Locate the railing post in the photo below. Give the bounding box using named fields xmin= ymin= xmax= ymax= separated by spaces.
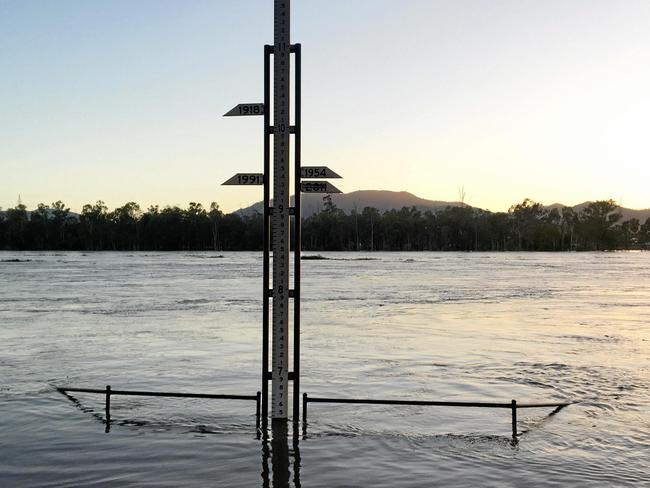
xmin=302 ymin=393 xmax=307 ymax=425
xmin=256 ymin=391 xmax=261 ymax=438
xmin=105 ymin=385 xmax=111 ymax=427
xmin=511 ymin=399 xmax=517 ymax=441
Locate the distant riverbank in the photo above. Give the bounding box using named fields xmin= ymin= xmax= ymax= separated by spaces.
xmin=2 ymin=198 xmax=648 ymax=252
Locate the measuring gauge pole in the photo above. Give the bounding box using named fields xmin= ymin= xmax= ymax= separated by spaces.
xmin=272 ymin=0 xmax=291 ymax=421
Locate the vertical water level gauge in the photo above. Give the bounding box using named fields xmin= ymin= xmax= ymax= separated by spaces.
xmin=222 ymin=0 xmax=342 ymax=427
xmin=272 ymin=0 xmax=291 ymax=420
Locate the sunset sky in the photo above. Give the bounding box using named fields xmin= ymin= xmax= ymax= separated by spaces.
xmin=1 ymin=0 xmax=649 ymax=213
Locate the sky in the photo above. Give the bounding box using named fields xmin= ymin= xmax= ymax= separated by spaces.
xmin=1 ymin=0 xmax=649 ymax=214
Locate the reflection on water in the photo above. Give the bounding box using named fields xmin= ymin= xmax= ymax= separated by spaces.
xmin=57 ymin=389 xmax=109 ymax=432
xmin=263 ymin=422 xmax=302 ymax=488
xmin=270 ymin=422 xmax=290 ymax=488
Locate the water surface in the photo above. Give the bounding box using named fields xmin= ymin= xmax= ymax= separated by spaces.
xmin=1 ymin=252 xmax=649 ymax=486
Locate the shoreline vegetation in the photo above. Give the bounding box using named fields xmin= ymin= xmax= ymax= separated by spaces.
xmin=1 ymin=198 xmax=649 ymax=252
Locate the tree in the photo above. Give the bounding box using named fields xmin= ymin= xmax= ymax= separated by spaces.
xmin=185 ymin=202 xmax=209 ymax=250
xmin=540 ymin=208 xmax=562 ymax=251
xmin=0 ymin=208 xmax=5 ymax=249
xmin=29 ymin=203 xmax=51 ymax=249
xmin=640 ymin=217 xmax=650 ymax=249
xmin=110 ymin=202 xmax=142 ymax=250
xmin=5 ymin=201 xmax=28 ymax=249
xmin=322 ymin=194 xmax=336 ymax=214
xmin=158 ymin=206 xmax=185 ymax=250
xmin=50 ymin=200 xmax=72 ymax=248
xmin=1 ymin=196 xmax=644 ymax=252
xmin=80 ymin=201 xmax=108 ymax=250
xmin=618 ymin=218 xmax=640 ymax=249
xmin=578 ymin=200 xmax=622 ymax=250
xmin=360 ymin=206 xmax=381 ymax=251
xmin=209 ymin=202 xmax=223 ymax=251
xmin=508 ymin=198 xmax=546 ymax=250
xmin=561 ymin=207 xmax=578 ymax=250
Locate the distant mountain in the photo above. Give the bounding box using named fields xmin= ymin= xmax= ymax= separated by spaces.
xmin=235 ymin=190 xmax=650 ymax=222
xmin=236 ymin=190 xmax=469 ymax=218
xmin=547 ymin=202 xmax=650 ymax=223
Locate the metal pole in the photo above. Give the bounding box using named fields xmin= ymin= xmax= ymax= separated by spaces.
xmin=59 ymin=388 xmax=257 ymax=401
xmin=302 ymin=393 xmax=308 ymax=425
xmin=262 ymin=43 xmax=271 ymax=430
xmin=293 ymin=42 xmax=301 ymax=424
xmin=256 ymin=390 xmax=262 ymax=437
xmin=272 ymin=0 xmax=291 ymax=421
xmin=105 ymin=385 xmax=111 ymax=424
xmin=511 ymin=399 xmax=517 ymax=440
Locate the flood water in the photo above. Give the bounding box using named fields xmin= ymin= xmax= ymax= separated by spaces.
xmin=1 ymin=251 xmax=649 ymax=487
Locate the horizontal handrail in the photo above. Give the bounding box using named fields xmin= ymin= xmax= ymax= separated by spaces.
xmin=304 ymin=396 xmax=571 ymax=409
xmin=57 ymin=385 xmax=261 ymax=435
xmin=57 ymin=387 xmax=257 ymax=401
xmin=302 ymin=394 xmax=572 ymax=440
xmin=515 ymin=402 xmax=573 ymax=409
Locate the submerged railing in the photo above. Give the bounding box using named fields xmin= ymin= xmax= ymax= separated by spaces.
xmin=57 ymin=386 xmax=261 ymax=434
xmin=57 ymin=385 xmax=572 ymax=441
xmin=302 ymin=394 xmax=572 ymax=440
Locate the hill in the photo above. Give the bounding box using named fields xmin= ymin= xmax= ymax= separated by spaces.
xmin=235 ymin=190 xmax=650 ymax=222
xmin=237 ymin=190 xmax=468 ymax=218
xmin=546 ymin=202 xmax=650 ymax=223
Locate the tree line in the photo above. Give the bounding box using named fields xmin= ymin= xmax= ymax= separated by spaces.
xmin=1 ymin=197 xmax=649 ymax=252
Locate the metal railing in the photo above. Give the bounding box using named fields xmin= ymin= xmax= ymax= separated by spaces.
xmin=57 ymin=386 xmax=572 ymax=441
xmin=302 ymin=394 xmax=572 ymax=440
xmin=57 ymin=386 xmax=261 ymax=433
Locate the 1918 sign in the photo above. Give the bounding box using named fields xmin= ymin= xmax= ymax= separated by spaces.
xmin=223 ymin=103 xmax=265 ymax=117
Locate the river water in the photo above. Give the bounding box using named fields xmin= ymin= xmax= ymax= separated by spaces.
xmin=1 ymin=251 xmax=648 ymax=487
